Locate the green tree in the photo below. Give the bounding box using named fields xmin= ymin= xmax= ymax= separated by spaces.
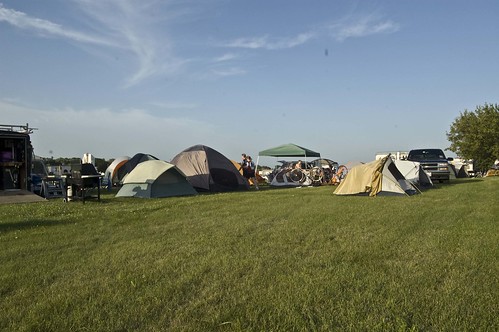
xmin=447 ymin=103 xmax=499 ymax=170
xmin=42 ymin=156 xmax=111 ymax=173
xmin=94 ymin=158 xmax=111 ymax=173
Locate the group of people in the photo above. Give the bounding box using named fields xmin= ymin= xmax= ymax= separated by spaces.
xmin=240 ymin=153 xmax=259 ymax=190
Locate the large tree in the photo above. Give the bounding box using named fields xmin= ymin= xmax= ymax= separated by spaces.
xmin=447 ymin=103 xmax=499 ymax=170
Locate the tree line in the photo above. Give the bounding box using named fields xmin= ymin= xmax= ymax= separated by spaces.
xmin=42 ymin=157 xmax=112 ymax=173
xmin=447 ymin=103 xmax=499 ymax=171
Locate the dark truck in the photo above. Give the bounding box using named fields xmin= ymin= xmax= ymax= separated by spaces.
xmin=407 ymin=148 xmax=453 ymax=183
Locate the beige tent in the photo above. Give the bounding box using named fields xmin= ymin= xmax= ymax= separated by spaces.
xmin=334 ymin=156 xmax=418 ymax=196
xmin=116 ymin=160 xmax=197 ymax=198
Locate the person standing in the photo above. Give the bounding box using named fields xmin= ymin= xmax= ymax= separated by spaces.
xmin=240 ymin=153 xmax=248 ymax=176
xmin=246 ymin=156 xmax=259 ymax=190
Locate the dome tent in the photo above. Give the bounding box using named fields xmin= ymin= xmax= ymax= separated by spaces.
xmin=104 ymin=156 xmax=130 ymax=186
xmin=116 ymin=160 xmax=197 ymax=198
xmin=334 ymin=156 xmax=418 ymax=196
xmin=117 ymin=153 xmax=158 ymax=183
xmin=171 ymin=145 xmax=249 ymax=192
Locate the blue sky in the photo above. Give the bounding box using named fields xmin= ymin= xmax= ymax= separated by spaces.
xmin=1 ymin=0 xmax=498 ymax=165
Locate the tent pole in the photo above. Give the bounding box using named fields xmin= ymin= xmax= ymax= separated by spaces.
xmin=411 ymin=182 xmax=423 ymax=194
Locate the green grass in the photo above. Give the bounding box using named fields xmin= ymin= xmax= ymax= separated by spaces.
xmin=1 ymin=178 xmax=498 ymax=331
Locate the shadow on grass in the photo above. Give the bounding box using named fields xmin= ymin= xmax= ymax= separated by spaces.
xmin=0 ymin=219 xmax=73 ymax=233
xmin=446 ymin=178 xmax=484 ymax=186
xmin=423 ymin=178 xmax=483 ymax=190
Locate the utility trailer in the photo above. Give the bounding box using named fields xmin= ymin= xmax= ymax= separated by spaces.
xmin=0 ymin=124 xmax=44 ymax=203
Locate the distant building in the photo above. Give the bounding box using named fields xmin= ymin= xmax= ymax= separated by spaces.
xmin=82 ymin=153 xmax=95 ymax=165
xmin=47 ymin=165 xmax=72 ymax=176
xmin=375 ymin=151 xmax=408 ymax=161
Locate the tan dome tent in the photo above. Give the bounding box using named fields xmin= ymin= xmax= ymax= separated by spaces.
xmin=116 ymin=160 xmax=197 ymax=198
xmin=171 ymin=145 xmax=249 ymax=192
xmin=334 ymin=156 xmax=418 ymax=196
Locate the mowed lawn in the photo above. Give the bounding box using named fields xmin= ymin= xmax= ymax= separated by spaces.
xmin=0 ymin=178 xmax=498 ymax=331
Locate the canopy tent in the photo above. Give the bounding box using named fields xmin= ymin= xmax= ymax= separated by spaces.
xmin=171 ymin=145 xmax=249 ymax=192
xmin=334 ymin=156 xmax=418 ymax=196
xmin=116 ymin=160 xmax=197 ymax=198
xmin=259 ymin=143 xmax=321 ymax=158
xmin=257 ymin=143 xmax=321 ymax=171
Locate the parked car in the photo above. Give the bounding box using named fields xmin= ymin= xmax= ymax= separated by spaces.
xmin=407 ymin=148 xmax=453 ymax=183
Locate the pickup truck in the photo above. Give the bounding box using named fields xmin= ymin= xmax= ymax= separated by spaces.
xmin=407 ymin=148 xmax=453 ymax=182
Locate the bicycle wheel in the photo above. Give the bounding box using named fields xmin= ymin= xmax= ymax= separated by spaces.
xmin=337 ymin=165 xmax=348 ymax=178
xmin=309 ymin=167 xmax=323 ymax=183
xmin=289 ymin=169 xmax=305 ymax=183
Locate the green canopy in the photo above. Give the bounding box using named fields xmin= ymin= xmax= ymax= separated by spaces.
xmin=259 ymin=143 xmax=321 ymax=157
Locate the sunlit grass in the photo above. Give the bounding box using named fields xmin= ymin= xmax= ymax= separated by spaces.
xmin=0 ymin=178 xmax=498 ymax=331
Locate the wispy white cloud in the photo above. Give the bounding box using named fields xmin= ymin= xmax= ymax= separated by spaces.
xmin=226 ymin=32 xmax=315 ymax=50
xmin=224 ymin=14 xmax=399 ymax=51
xmin=226 ymin=35 xmax=269 ymax=49
xmin=0 ymin=3 xmax=117 ymax=47
xmin=214 ymin=53 xmax=239 ymax=62
xmin=1 ymin=1 xmax=401 ymax=89
xmin=72 ymin=0 xmax=186 ymax=88
xmin=211 ymin=67 xmax=246 ymax=77
xmin=0 ymin=1 xmax=185 ymax=88
xmin=328 ymin=15 xmax=400 ymax=42
xmin=271 ymin=32 xmax=316 ymax=49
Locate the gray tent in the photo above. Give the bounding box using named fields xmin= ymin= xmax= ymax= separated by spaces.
xmin=116 ymin=160 xmax=197 ymax=198
xmin=171 ymin=145 xmax=249 ymax=192
xmin=394 ymin=160 xmax=433 ymax=187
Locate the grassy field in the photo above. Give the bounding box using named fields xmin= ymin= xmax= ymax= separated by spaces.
xmin=0 ymin=178 xmax=498 ymax=331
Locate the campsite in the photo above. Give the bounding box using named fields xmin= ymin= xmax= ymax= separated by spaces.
xmin=1 ymin=123 xmax=496 ymax=332
xmin=1 ymin=0 xmax=498 ymax=328
xmin=1 ymin=124 xmax=498 ymax=330
xmin=1 ymin=175 xmax=498 ymax=330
